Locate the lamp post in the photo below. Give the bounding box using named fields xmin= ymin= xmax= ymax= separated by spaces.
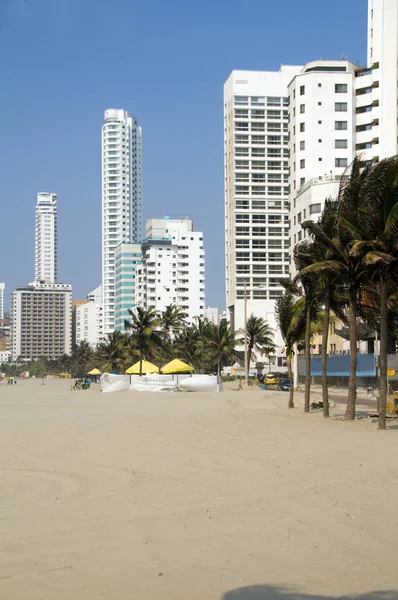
xmin=244 ymin=280 xmax=248 ymax=385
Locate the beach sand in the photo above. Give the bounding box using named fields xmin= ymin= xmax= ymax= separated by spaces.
xmin=0 ymin=378 xmax=397 ymax=600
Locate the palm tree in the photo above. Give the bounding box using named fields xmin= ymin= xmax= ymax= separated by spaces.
xmin=174 ymin=325 xmax=201 ymax=369
xmin=240 ymin=314 xmax=275 ymax=381
xmin=302 ymin=158 xmax=373 ymax=420
xmin=206 ymin=320 xmax=237 ymax=377
xmin=293 ymin=242 xmax=322 ymax=413
xmin=97 ymin=330 xmax=130 ymax=373
xmin=194 ymin=316 xmax=212 ymax=373
xmin=124 ymin=306 xmax=160 ymax=376
xmin=302 ymin=199 xmax=347 ymax=417
xmin=158 ymin=304 xmax=187 ymax=371
xmin=275 ymin=291 xmax=306 ymax=409
xmin=350 ymin=156 xmax=398 ymax=429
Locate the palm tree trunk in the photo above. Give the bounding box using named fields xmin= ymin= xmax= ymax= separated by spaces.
xmin=378 ymin=278 xmax=388 ymax=430
xmin=218 ymin=358 xmax=221 ymax=378
xmin=345 ymin=287 xmax=358 ymax=420
xmin=304 ymin=302 xmax=311 ymax=413
xmin=287 ymin=353 xmax=294 ymax=409
xmin=139 ymin=353 xmax=143 ymax=377
xmin=322 ymin=293 xmax=330 ymax=417
xmin=247 ymin=344 xmax=253 ymax=382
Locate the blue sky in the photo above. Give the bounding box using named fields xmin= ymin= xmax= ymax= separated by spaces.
xmin=0 ymin=0 xmax=367 ymax=309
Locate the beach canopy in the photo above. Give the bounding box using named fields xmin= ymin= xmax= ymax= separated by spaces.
xmin=126 ymin=360 xmax=159 ymax=374
xmin=161 ymin=359 xmax=194 ymax=374
xmin=87 ymin=368 xmax=101 ymax=375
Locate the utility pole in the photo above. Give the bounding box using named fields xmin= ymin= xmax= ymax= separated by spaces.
xmin=244 ymin=280 xmax=248 ymax=385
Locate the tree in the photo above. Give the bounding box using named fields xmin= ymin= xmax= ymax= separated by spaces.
xmin=70 ymin=341 xmax=94 ymax=377
xmin=174 ymin=325 xmax=201 ymax=369
xmin=124 ymin=306 xmax=160 ymax=376
xmin=293 ymin=242 xmax=322 ymax=413
xmin=275 ymin=291 xmax=306 ymax=409
xmin=206 ymin=320 xmax=237 ymax=377
xmin=194 ymin=316 xmax=212 ymax=373
xmin=240 ymin=314 xmax=275 ymax=381
xmin=158 ymin=304 xmax=187 ymax=371
xmin=302 ymin=159 xmax=373 ymax=420
xmin=350 ymin=156 xmax=398 ymax=429
xmin=302 ymin=199 xmax=347 ymax=417
xmin=96 ymin=330 xmax=131 ymax=373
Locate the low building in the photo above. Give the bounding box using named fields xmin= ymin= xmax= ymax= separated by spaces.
xmin=204 ymin=307 xmax=219 ymax=325
xmin=136 ymin=217 xmax=205 ymax=323
xmin=11 ymin=281 xmax=72 ymax=361
xmin=74 ymin=285 xmax=103 ymax=349
xmin=114 ymin=244 xmax=142 ymax=331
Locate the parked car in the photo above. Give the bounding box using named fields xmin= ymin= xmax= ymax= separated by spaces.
xmin=265 ymin=372 xmax=282 ymax=385
xmin=278 ymin=378 xmax=291 ymax=391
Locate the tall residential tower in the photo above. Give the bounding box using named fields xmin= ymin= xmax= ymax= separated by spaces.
xmin=223 ymin=66 xmax=302 ymax=342
xmin=102 ymin=109 xmax=143 ymax=334
xmin=35 ymin=192 xmax=57 ymax=283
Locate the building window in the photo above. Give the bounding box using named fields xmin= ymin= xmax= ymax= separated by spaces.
xmin=318 ymin=83 xmax=322 ymax=88
xmin=300 ymin=159 xmax=305 ymax=169
xmin=318 ymin=139 xmax=322 ymax=143
xmin=318 ymin=102 xmax=322 ymax=106
xmin=300 ymin=177 xmax=305 ymax=187
xmin=300 ymin=85 xmax=305 ymax=95
xmin=300 ymin=140 xmax=305 ymax=150
xmin=235 ymin=96 xmax=249 ymax=105
xmin=335 ymin=139 xmax=348 ymax=149
xmin=300 ymin=104 xmax=305 ymax=114
xmin=300 ymin=122 xmax=305 ymax=132
xmin=335 ymin=121 xmax=348 ymax=130
xmin=335 ymin=102 xmax=348 ymax=112
xmin=335 ymin=158 xmax=348 ymax=168
xmin=318 ymin=157 xmax=322 ymax=161
xmin=335 ymin=83 xmax=348 ymax=93
xmin=309 ymin=203 xmax=322 ymax=215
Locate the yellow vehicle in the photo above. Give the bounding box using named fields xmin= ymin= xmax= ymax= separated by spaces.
xmin=265 ymin=372 xmax=282 ymax=385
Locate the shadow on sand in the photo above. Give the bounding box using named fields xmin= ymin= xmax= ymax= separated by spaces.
xmin=221 ymin=585 xmax=398 ymax=600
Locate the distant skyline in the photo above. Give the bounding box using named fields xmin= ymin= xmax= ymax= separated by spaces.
xmin=0 ymin=0 xmax=367 ymax=309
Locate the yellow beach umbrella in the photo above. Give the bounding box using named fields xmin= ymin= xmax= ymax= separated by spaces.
xmin=126 ymin=360 xmax=159 ymax=374
xmin=161 ymin=359 xmax=194 ymax=373
xmin=87 ymin=368 xmax=102 ymax=375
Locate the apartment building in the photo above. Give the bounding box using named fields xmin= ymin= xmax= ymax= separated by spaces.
xmin=35 ymin=192 xmax=57 ymax=283
xmin=0 ymin=283 xmax=4 ymax=320
xmin=288 ymin=60 xmax=359 ymax=264
xmin=136 ymin=217 xmax=205 ymax=323
xmin=74 ymin=285 xmax=103 ymax=349
xmin=102 ymin=109 xmax=143 ymax=335
xmin=114 ymin=243 xmax=142 ymax=331
xmin=224 ymin=66 xmax=302 ymax=347
xmin=11 ymin=281 xmax=72 ymax=360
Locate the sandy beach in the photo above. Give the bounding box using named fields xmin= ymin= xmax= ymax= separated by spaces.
xmin=0 ymin=378 xmax=397 ymax=600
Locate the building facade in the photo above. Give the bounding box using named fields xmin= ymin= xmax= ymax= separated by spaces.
xmin=35 ymin=192 xmax=57 ymax=283
xmin=11 ymin=282 xmax=72 ymax=360
xmin=114 ymin=243 xmax=142 ymax=331
xmin=288 ymin=60 xmax=358 ymax=265
xmin=74 ymin=285 xmax=103 ymax=349
xmin=204 ymin=306 xmax=219 ymax=325
xmin=102 ymin=108 xmax=143 ymax=335
xmin=0 ymin=283 xmax=4 ymax=320
xmin=136 ymin=217 xmax=205 ymax=323
xmin=223 ymin=66 xmax=302 ymax=358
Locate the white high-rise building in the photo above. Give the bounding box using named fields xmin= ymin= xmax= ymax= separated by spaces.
xmin=136 ymin=217 xmax=205 ymax=323
xmin=74 ymin=285 xmax=103 ymax=349
xmin=35 ymin=192 xmax=57 ymax=283
xmin=288 ymin=60 xmax=359 ymax=262
xmin=0 ymin=283 xmax=4 ymax=320
xmin=102 ymin=109 xmax=143 ymax=335
xmin=12 ymin=281 xmax=72 ymax=360
xmin=223 ymin=66 xmax=302 ymax=348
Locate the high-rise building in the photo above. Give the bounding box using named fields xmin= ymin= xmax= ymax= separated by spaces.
xmin=114 ymin=243 xmax=142 ymax=331
xmin=136 ymin=217 xmax=205 ymax=323
xmin=0 ymin=283 xmax=4 ymax=320
xmin=288 ymin=60 xmax=359 ymax=264
xmin=11 ymin=281 xmax=72 ymax=360
xmin=74 ymin=285 xmax=103 ymax=349
xmin=35 ymin=192 xmax=57 ymax=283
xmin=223 ymin=66 xmax=302 ymax=341
xmin=102 ymin=109 xmax=143 ymax=335
xmin=204 ymin=306 xmax=219 ymax=325
xmin=361 ymin=0 xmax=398 ymax=161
